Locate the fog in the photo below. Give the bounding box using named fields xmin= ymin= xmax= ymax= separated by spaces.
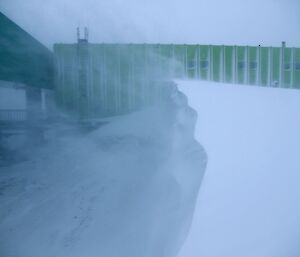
xmin=1 ymin=1 xmax=300 ymax=257
xmin=1 ymin=0 xmax=300 ymax=48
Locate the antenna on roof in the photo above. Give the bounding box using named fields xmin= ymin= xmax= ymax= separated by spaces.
xmin=84 ymin=27 xmax=89 ymax=41
xmin=77 ymin=27 xmax=88 ymax=43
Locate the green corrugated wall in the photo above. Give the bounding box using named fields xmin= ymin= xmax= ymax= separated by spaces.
xmin=54 ymin=43 xmax=300 ymax=118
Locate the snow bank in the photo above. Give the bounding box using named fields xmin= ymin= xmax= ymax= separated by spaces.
xmin=177 ymin=81 xmax=300 ymax=257
xmin=0 ymin=83 xmax=206 ymax=257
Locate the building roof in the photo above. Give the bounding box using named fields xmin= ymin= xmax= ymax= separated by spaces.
xmin=0 ymin=12 xmax=54 ymax=89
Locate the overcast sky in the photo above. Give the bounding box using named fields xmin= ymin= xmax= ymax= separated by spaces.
xmin=0 ymin=0 xmax=300 ymax=49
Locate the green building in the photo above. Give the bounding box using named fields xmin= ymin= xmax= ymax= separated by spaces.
xmin=54 ymin=41 xmax=300 ymax=119
xmin=1 ymin=12 xmax=300 ymax=120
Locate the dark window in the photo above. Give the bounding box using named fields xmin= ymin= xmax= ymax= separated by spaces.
xmin=188 ymin=60 xmax=195 ymax=69
xmin=200 ymin=60 xmax=209 ymax=69
xmin=295 ymin=63 xmax=300 ymax=70
xmin=238 ymin=62 xmax=245 ymax=69
xmin=249 ymin=61 xmax=257 ymax=70
xmin=284 ymin=63 xmax=291 ymax=70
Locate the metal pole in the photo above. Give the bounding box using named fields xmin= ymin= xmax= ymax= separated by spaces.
xmin=209 ymin=45 xmax=213 ymax=81
xmin=268 ymin=47 xmax=273 ymax=87
xmin=280 ymin=41 xmax=286 ymax=88
xmin=196 ymin=45 xmax=199 ymax=79
xmin=185 ymin=44 xmax=188 ymax=78
xmin=246 ymin=46 xmax=249 ymax=85
xmin=221 ymin=45 xmax=225 ymax=82
xmin=233 ymin=45 xmax=237 ymax=84
xmin=243 ymin=46 xmax=246 ymax=84
xmin=257 ymin=45 xmax=261 ymax=86
xmin=291 ymin=47 xmax=295 ymax=88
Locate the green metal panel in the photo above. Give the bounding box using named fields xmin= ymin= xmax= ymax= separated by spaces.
xmin=260 ymin=47 xmax=269 ymax=86
xmin=198 ymin=45 xmax=209 ymax=80
xmin=224 ymin=46 xmax=234 ymax=83
xmin=144 ymin=44 xmax=159 ymax=104
xmin=159 ymin=44 xmax=175 ymax=79
xmin=129 ymin=44 xmax=148 ymax=111
xmin=236 ymin=46 xmax=246 ymax=84
xmin=159 ymin=44 xmax=173 ymax=59
xmin=248 ymin=47 xmax=258 ymax=85
xmin=183 ymin=45 xmax=188 ymax=77
xmin=54 ymin=43 xmax=179 ymax=118
xmin=89 ymin=45 xmax=102 ymax=114
xmin=212 ymin=46 xmax=221 ymax=82
xmin=102 ymin=44 xmax=111 ymax=114
xmin=271 ymin=47 xmax=280 ymax=86
xmin=293 ymin=48 xmax=300 ymax=88
xmin=172 ymin=44 xmax=186 ymax=78
xmin=54 ymin=44 xmax=77 ymax=113
xmin=118 ymin=44 xmax=131 ymax=111
xmin=283 ymin=47 xmax=292 ymax=88
xmin=186 ymin=45 xmax=198 ymax=79
xmin=153 ymin=44 xmax=163 ymax=78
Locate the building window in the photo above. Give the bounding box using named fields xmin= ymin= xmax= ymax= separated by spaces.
xmin=200 ymin=60 xmax=209 ymax=69
xmin=188 ymin=60 xmax=195 ymax=69
xmin=238 ymin=62 xmax=245 ymax=69
xmin=295 ymin=63 xmax=300 ymax=70
xmin=249 ymin=61 xmax=257 ymax=70
xmin=284 ymin=63 xmax=291 ymax=70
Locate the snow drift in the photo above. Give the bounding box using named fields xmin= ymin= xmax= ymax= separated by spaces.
xmin=0 ymin=83 xmax=207 ymax=257
xmin=178 ymin=81 xmax=300 ymax=257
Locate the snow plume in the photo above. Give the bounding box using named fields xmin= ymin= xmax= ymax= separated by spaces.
xmin=0 ymin=83 xmax=207 ymax=257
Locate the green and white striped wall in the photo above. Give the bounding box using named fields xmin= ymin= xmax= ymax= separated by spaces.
xmin=54 ymin=42 xmax=300 ymax=118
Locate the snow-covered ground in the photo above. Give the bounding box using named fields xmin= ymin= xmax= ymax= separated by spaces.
xmin=177 ymin=81 xmax=300 ymax=257
xmin=2 ymin=80 xmax=300 ymax=257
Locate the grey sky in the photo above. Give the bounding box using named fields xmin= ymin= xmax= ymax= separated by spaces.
xmin=0 ymin=0 xmax=299 ymax=48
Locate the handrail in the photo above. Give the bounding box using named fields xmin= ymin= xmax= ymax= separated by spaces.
xmin=0 ymin=109 xmax=27 ymax=121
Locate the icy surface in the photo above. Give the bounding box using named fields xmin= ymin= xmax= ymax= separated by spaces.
xmin=177 ymin=81 xmax=300 ymax=257
xmin=0 ymin=85 xmax=206 ymax=257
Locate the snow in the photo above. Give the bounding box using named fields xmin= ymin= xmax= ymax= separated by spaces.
xmin=2 ymin=79 xmax=300 ymax=257
xmin=0 ymin=85 xmax=206 ymax=257
xmin=177 ymin=81 xmax=300 ymax=257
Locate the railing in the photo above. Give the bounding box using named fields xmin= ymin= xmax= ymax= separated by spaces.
xmin=0 ymin=109 xmax=27 ymax=122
